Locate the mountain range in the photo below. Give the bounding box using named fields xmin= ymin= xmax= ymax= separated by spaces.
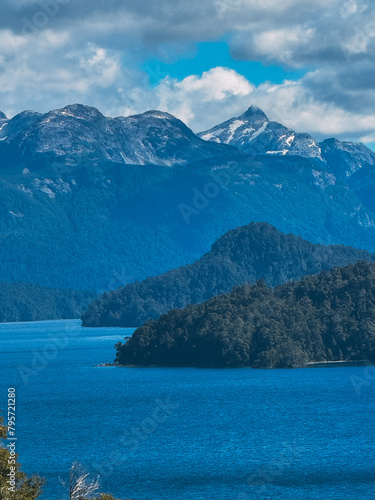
xmin=0 ymin=104 xmax=236 ymax=168
xmin=0 ymin=103 xmax=375 ymax=292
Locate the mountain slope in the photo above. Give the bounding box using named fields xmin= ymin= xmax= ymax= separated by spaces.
xmin=1 ymin=140 xmax=375 ymax=290
xmin=82 ymin=222 xmax=375 ymax=327
xmin=115 ymin=261 xmax=375 ymax=368
xmin=1 ymin=104 xmax=375 ymax=291
xmin=320 ymin=138 xmax=375 ymax=180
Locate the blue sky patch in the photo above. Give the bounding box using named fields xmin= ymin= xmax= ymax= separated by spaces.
xmin=142 ymin=41 xmax=307 ymax=87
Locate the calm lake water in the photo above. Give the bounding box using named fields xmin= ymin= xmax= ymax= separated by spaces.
xmin=0 ymin=319 xmax=375 ymax=499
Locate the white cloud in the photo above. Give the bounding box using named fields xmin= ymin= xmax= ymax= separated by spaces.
xmin=137 ymin=68 xmax=375 ymax=144
xmin=340 ymin=0 xmax=367 ymax=18
xmin=252 ymin=26 xmax=315 ymax=66
xmin=0 ymin=28 xmax=129 ymax=116
xmin=154 ymin=68 xmax=253 ymax=129
xmin=76 ymin=46 xmax=121 ymax=88
xmin=0 ymin=0 xmax=374 ymax=146
xmin=251 ymin=79 xmax=375 ymax=141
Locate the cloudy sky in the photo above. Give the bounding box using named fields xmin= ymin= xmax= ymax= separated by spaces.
xmin=1 ymin=0 xmax=375 ymax=147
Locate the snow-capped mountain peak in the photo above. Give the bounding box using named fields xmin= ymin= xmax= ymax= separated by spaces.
xmin=242 ymin=105 xmax=269 ymax=121
xmin=198 ymin=105 xmax=269 ymax=147
xmin=198 ymin=105 xmax=323 ymax=161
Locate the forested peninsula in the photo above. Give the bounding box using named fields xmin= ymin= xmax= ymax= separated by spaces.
xmin=115 ymin=261 xmax=375 ymax=368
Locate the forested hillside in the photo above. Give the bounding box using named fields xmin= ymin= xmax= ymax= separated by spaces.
xmin=82 ymin=222 xmax=374 ymax=327
xmin=0 ymin=283 xmax=95 ymax=323
xmin=115 ymin=261 xmax=375 ymax=368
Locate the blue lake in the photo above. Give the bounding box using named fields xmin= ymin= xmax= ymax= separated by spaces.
xmin=1 ymin=319 xmax=375 ymax=499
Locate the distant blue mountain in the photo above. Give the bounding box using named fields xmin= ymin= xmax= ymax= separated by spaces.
xmin=0 ymin=103 xmax=375 ymax=291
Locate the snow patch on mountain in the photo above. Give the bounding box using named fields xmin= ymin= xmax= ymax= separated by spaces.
xmin=358 ymin=212 xmax=375 ymax=228
xmin=9 ymin=211 xmax=24 ymax=218
xmin=228 ymin=120 xmax=246 ymax=142
xmin=18 ymin=185 xmax=33 ymax=196
xmin=200 ymin=129 xmax=225 ymax=142
xmin=312 ymin=170 xmax=336 ymax=189
xmin=266 ymin=150 xmax=289 ymax=155
xmin=248 ymin=122 xmax=268 ymax=143
xmin=286 ymin=135 xmax=295 ymax=147
xmin=32 ymin=177 xmax=72 ymax=198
